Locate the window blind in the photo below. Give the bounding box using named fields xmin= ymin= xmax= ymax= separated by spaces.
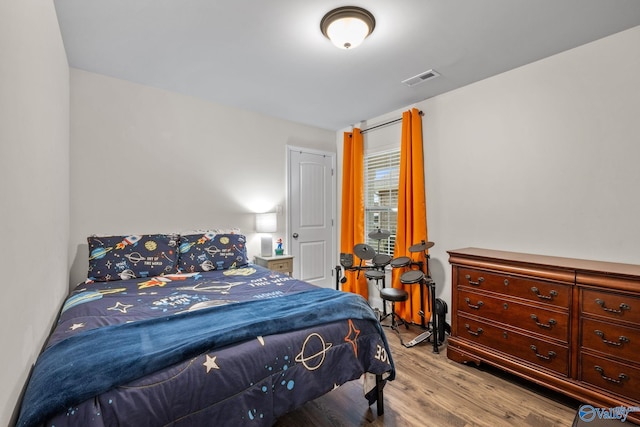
xmin=364 ymin=149 xmax=400 ymax=256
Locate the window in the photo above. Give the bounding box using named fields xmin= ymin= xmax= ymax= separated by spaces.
xmin=364 ymin=149 xmax=400 ymax=256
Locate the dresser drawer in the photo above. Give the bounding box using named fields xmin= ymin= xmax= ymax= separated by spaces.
xmin=449 ymin=248 xmax=640 ymax=415
xmin=458 ymin=267 xmax=571 ymax=308
xmin=270 ymin=259 xmax=293 ymax=273
xmin=456 ymin=315 xmax=569 ymax=376
xmin=457 ymin=290 xmax=569 ymax=342
xmin=580 ymin=352 xmax=640 ymax=401
xmin=582 ymin=289 xmax=640 ymax=325
xmin=581 ymin=317 xmax=640 ymax=364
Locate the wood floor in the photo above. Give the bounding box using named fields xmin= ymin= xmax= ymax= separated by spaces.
xmin=275 ymin=324 xmax=582 ymax=427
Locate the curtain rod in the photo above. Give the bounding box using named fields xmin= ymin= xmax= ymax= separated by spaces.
xmin=359 ymin=110 xmax=424 ymax=134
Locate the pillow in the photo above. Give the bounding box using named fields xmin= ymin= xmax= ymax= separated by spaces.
xmin=87 ymin=234 xmax=180 ymax=281
xmin=180 ymin=227 xmax=241 ymax=235
xmin=178 ymin=232 xmax=248 ymax=272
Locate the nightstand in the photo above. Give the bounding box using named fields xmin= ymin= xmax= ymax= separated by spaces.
xmin=254 ymin=255 xmax=294 ymax=276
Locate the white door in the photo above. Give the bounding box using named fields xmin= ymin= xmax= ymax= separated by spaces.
xmin=288 ymin=147 xmax=335 ymax=288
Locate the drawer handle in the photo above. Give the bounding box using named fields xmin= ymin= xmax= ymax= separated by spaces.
xmin=530 ymin=345 xmax=556 ymax=360
xmin=594 ymin=365 xmax=629 ymax=385
xmin=464 ymin=274 xmax=484 ymax=286
xmin=530 ymin=314 xmax=557 ymax=329
xmin=464 ymin=297 xmax=484 ymax=310
xmin=594 ymin=330 xmax=630 ymax=347
xmin=531 ymin=287 xmax=558 ymax=300
xmin=464 ymin=323 xmax=483 ymax=336
xmin=595 ymin=298 xmax=631 ymax=314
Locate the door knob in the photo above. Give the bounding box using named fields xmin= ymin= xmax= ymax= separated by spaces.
xmin=292 ymin=233 xmax=299 ymax=239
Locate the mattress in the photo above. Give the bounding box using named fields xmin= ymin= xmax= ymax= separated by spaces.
xmin=17 ymin=264 xmax=394 ymax=426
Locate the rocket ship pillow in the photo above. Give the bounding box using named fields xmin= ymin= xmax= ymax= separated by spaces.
xmin=178 ymin=233 xmax=248 ymax=272
xmin=87 ymin=234 xmax=180 ymax=282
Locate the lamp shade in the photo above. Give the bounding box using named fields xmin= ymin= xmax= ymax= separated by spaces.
xmin=321 ymin=6 xmax=375 ymax=49
xmin=256 ymin=212 xmax=277 ymax=233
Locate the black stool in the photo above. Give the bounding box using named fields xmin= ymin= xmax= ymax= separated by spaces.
xmin=379 ymin=287 xmax=409 ymax=334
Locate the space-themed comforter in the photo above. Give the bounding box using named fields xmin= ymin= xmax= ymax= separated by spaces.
xmin=17 ymin=265 xmax=394 ymax=427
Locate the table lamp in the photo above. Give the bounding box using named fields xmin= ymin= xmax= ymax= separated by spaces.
xmin=256 ymin=212 xmax=277 ymax=257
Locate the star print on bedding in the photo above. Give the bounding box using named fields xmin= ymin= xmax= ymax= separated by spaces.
xmin=178 ymin=233 xmax=248 ymax=272
xmin=19 ymin=266 xmax=395 ymax=427
xmin=87 ymin=234 xmax=180 ymax=281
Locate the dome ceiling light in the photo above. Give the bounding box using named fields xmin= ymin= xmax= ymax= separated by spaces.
xmin=320 ymin=6 xmax=376 ymax=49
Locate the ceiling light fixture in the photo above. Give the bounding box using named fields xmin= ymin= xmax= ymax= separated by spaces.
xmin=320 ymin=6 xmax=375 ymax=50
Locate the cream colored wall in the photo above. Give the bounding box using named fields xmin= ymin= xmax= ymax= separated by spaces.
xmin=347 ymin=26 xmax=640 ymax=314
xmin=0 ymin=1 xmax=70 ymax=424
xmin=69 ymin=69 xmax=336 ymax=287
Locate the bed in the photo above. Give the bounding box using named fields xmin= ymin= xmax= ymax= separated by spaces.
xmin=16 ymin=232 xmax=395 ymax=427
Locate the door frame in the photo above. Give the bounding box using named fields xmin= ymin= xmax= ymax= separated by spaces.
xmin=286 ymin=145 xmax=337 ymax=284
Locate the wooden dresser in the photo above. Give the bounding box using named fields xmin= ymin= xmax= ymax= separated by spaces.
xmin=448 ymin=248 xmax=640 ymax=421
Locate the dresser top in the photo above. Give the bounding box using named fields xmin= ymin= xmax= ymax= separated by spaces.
xmin=448 ymin=247 xmax=640 ymax=279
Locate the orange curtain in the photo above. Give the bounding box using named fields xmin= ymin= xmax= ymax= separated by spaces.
xmin=340 ymin=129 xmax=368 ymax=299
xmin=392 ymin=108 xmax=428 ymax=324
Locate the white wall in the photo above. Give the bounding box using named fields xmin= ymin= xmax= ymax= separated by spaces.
xmin=69 ymin=69 xmax=336 ymax=286
xmin=350 ymin=26 xmax=640 ymax=315
xmin=0 ymin=1 xmax=70 ymax=424
xmin=425 ymin=25 xmax=640 ymax=307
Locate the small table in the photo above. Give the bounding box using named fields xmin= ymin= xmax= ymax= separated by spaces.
xmin=254 ymin=255 xmax=294 ymax=276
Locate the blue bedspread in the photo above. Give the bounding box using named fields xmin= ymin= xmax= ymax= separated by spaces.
xmin=17 ymin=266 xmax=394 ymax=427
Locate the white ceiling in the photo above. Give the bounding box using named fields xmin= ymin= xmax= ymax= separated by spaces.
xmin=54 ymin=0 xmax=640 ymax=131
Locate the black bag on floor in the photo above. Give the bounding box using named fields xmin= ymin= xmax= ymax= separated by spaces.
xmin=435 ymin=298 xmax=450 ymax=341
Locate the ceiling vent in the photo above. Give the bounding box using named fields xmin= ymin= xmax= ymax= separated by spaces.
xmin=402 ymin=69 xmax=440 ymax=87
